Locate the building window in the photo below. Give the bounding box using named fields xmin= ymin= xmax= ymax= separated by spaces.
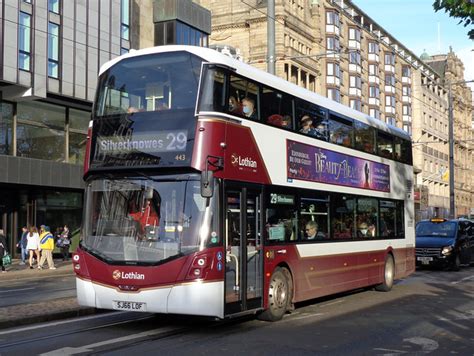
xmin=402 ymin=85 xmax=411 ymax=96
xmin=386 ymin=116 xmax=396 ymax=126
xmin=327 ymin=88 xmax=341 ymax=102
xmin=402 ymin=65 xmax=411 ymax=77
xmin=385 ymin=74 xmax=395 ymax=87
xmin=403 ymin=104 xmax=412 ymax=116
xmin=327 ymin=62 xmax=340 ymax=78
xmin=349 ymin=51 xmax=361 ymax=65
xmin=369 ymin=108 xmax=380 ymax=119
xmin=326 ymin=11 xmax=339 ymax=26
xmin=348 ymin=27 xmax=361 ymax=41
xmin=369 ymin=85 xmax=380 ymax=98
xmin=368 ymin=42 xmax=379 ymax=54
xmin=19 ymin=12 xmax=31 ymax=71
xmin=369 ymin=64 xmax=379 ymax=75
xmin=48 ymin=23 xmax=59 ymax=78
xmin=121 ymin=0 xmax=130 ymax=40
xmin=349 ymin=75 xmax=361 ymax=89
xmin=68 ymin=108 xmax=89 ymax=165
xmin=120 ymin=47 xmax=129 ymax=55
xmin=350 ymin=98 xmax=361 ymax=111
xmin=17 ymin=101 xmax=66 ymax=161
xmin=326 ymin=36 xmax=340 ymax=52
xmin=48 ymin=0 xmax=59 ymax=13
xmin=384 ymin=52 xmax=395 ymax=65
xmin=403 ymin=124 xmax=412 ymax=135
xmin=0 ymin=102 xmax=14 ymax=156
xmin=385 ymin=95 xmax=395 ymax=107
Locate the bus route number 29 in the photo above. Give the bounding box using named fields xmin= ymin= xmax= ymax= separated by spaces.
xmin=166 ymin=132 xmax=187 ymax=151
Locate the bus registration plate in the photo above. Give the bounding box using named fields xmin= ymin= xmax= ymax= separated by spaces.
xmin=417 ymin=257 xmax=433 ymax=265
xmin=113 ymin=301 xmax=147 ymax=311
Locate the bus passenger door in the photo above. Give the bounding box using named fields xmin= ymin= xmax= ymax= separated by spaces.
xmin=224 ymin=186 xmax=263 ymax=315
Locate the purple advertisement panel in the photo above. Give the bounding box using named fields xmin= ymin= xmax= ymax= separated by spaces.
xmin=287 ymin=140 xmax=390 ymax=192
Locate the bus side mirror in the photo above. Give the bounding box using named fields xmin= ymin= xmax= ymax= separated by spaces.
xmin=201 ymin=170 xmax=214 ymax=198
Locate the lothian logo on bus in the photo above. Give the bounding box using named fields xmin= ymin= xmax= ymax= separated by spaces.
xmin=112 ymin=270 xmax=145 ymax=280
xmin=231 ymin=154 xmax=257 ymax=169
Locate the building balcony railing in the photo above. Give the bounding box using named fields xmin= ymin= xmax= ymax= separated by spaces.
xmin=368 ymin=75 xmax=380 ymax=84
xmin=349 ymin=63 xmax=362 ymax=74
xmin=402 ymin=95 xmax=412 ymax=103
xmin=384 ymin=64 xmax=395 ymax=73
xmin=385 ymin=106 xmax=396 ymax=114
xmin=368 ymin=53 xmax=379 ymax=62
xmin=403 ymin=115 xmax=412 ymax=122
xmin=349 ymin=87 xmax=362 ymax=96
xmin=402 ymin=76 xmax=411 ymax=84
xmin=326 ymin=76 xmax=341 ymax=86
xmin=384 ymin=85 xmax=396 ymax=94
xmin=348 ymin=40 xmax=361 ymax=50
xmin=326 ymin=24 xmax=340 ymax=36
xmin=369 ymin=97 xmax=380 ymax=106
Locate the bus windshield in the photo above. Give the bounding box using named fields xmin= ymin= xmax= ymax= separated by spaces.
xmin=95 ymin=51 xmax=202 ymax=116
xmin=82 ymin=175 xmax=216 ymax=264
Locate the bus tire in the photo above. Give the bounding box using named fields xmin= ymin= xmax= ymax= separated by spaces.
xmin=375 ymin=254 xmax=394 ymax=292
xmin=258 ymin=267 xmax=291 ymax=322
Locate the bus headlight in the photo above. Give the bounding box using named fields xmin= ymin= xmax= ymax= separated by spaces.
xmin=441 ymin=246 xmax=453 ymax=256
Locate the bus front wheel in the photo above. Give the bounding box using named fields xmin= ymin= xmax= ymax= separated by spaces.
xmin=375 ymin=255 xmax=394 ymax=292
xmin=258 ymin=267 xmax=292 ymax=322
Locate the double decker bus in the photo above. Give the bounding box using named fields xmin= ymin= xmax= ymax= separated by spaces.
xmin=74 ymin=45 xmax=415 ymax=321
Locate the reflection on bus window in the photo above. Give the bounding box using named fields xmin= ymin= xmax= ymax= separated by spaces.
xmin=354 ymin=121 xmax=375 ymax=154
xmin=95 ymin=51 xmax=202 ymax=116
xmin=265 ymin=192 xmax=297 ymax=242
xmin=329 ymin=114 xmax=353 ymax=148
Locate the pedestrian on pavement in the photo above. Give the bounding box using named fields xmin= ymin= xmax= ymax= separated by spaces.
xmin=0 ymin=228 xmax=9 ymax=273
xmin=16 ymin=226 xmax=29 ymax=265
xmin=38 ymin=226 xmax=56 ymax=270
xmin=57 ymin=224 xmax=71 ymax=261
xmin=26 ymin=226 xmax=40 ymax=269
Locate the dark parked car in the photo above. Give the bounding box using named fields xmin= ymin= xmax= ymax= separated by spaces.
xmin=415 ymin=218 xmax=474 ymax=271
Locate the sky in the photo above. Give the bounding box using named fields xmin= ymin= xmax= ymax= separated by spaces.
xmin=352 ymin=0 xmax=474 ymax=90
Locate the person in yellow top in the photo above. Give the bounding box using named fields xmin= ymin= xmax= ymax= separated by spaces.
xmin=38 ymin=225 xmax=56 ymax=270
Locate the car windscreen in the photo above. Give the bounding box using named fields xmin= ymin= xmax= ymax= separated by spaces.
xmin=415 ymin=221 xmax=457 ymax=238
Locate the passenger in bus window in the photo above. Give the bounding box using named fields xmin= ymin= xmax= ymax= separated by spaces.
xmin=281 ymin=115 xmax=292 ymax=129
xmin=299 ymin=115 xmax=316 ymax=135
xmin=267 ymin=114 xmax=283 ymax=127
xmin=241 ymin=97 xmax=257 ymax=119
xmin=304 ymin=221 xmax=325 ymax=240
xmin=314 ymin=121 xmax=328 ymax=141
xmin=228 ymin=96 xmax=242 ymax=115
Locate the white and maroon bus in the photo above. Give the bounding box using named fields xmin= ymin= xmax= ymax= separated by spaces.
xmin=74 ymin=45 xmax=415 ymax=321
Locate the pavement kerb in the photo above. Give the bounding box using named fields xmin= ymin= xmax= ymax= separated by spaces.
xmin=0 ymin=258 xmax=99 ymax=330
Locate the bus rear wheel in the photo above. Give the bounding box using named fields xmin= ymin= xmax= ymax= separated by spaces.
xmin=375 ymin=255 xmax=394 ymax=292
xmin=258 ymin=267 xmax=292 ymax=322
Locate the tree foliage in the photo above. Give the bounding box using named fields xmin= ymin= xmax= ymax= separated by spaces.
xmin=433 ymin=0 xmax=474 ymax=39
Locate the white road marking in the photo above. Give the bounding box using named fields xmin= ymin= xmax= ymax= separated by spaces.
xmin=403 ymin=337 xmax=439 ymax=353
xmin=451 ymin=275 xmax=474 ymax=285
xmin=0 ymin=311 xmax=125 ymax=336
xmin=39 ymin=326 xmax=181 ymax=355
xmin=291 ymin=313 xmax=325 ymax=321
xmin=0 ymin=287 xmax=36 ymax=293
xmin=320 ymin=299 xmax=344 ymax=308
